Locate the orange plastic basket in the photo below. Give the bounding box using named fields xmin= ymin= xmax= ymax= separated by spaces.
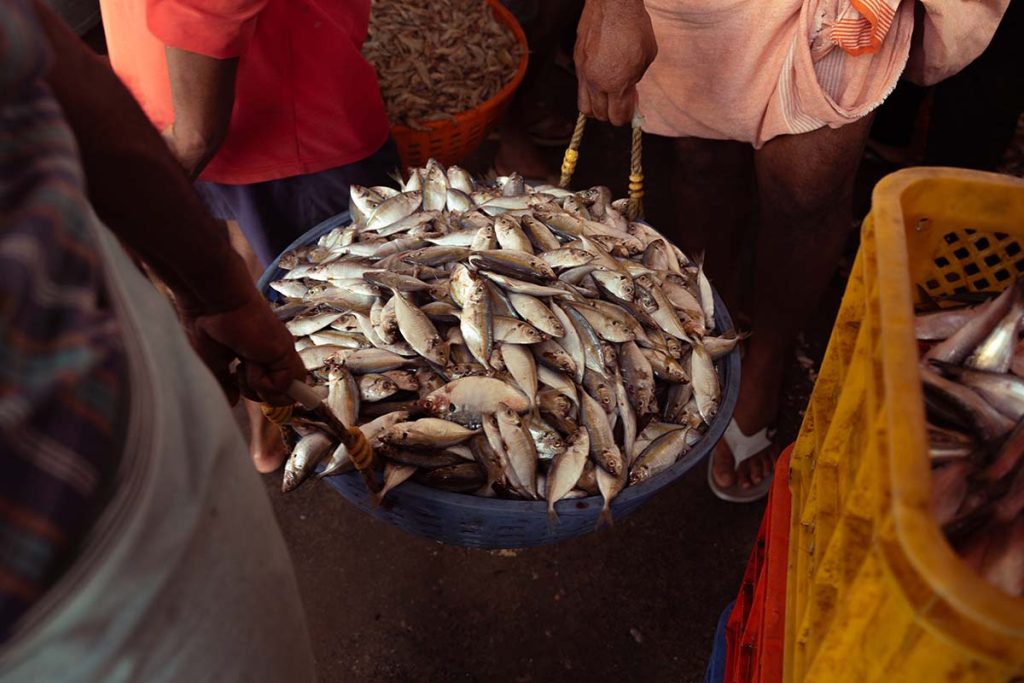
xmin=388 ymin=0 xmax=529 ymax=168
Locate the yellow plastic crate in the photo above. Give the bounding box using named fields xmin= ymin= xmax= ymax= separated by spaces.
xmin=785 ymin=168 xmax=1024 ymax=682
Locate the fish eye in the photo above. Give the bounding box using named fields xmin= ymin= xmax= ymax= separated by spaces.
xmin=448 ymin=404 xmax=458 ymax=413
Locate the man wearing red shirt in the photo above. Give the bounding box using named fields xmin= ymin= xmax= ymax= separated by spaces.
xmin=101 ymin=0 xmax=399 ymax=471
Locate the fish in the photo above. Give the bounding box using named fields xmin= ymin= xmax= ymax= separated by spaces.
xmin=629 ymin=428 xmax=693 ymax=485
xmin=521 ymin=215 xmax=563 ymax=253
xmin=468 ymin=250 xmax=556 ymax=283
xmin=916 ymin=304 xmax=987 ymax=341
xmin=580 ymin=390 xmax=624 ymax=477
xmin=596 ymin=463 xmax=627 ymax=528
xmin=930 ymin=362 xmax=1024 ymax=419
xmin=496 ymin=403 xmax=540 ymax=499
xmin=479 ymin=271 xmax=571 ymax=298
xmin=494 ymin=215 xmax=533 ymax=253
xmin=921 ymin=366 xmax=1015 ymax=442
xmin=286 ymin=311 xmax=344 ymax=337
xmin=420 ymin=376 xmax=530 ymax=426
xmin=282 ymin=431 xmax=333 ymax=492
xmin=374 ymin=462 xmax=418 ymax=505
xmin=391 ymin=290 xmax=449 ymax=366
xmin=378 ymin=418 xmax=480 ymax=448
xmin=492 ymin=316 xmax=545 ymax=344
xmin=965 ymin=284 xmax=1024 ymax=373
xmin=358 ymin=373 xmax=400 ymax=402
xmin=546 ymin=427 xmax=590 ymax=520
xmin=690 ymin=344 xmax=720 ymax=422
xmin=414 ymin=462 xmax=486 ymax=493
xmin=507 ymin=293 xmax=565 ymax=338
xmin=926 ymin=280 xmax=1020 ymax=364
xmin=532 ymin=339 xmax=578 ymax=376
xmin=620 ymin=341 xmax=659 ymax=418
xmin=326 ymin=367 xmax=359 ymax=428
xmin=501 ymin=342 xmax=538 ymax=406
xmin=271 ymin=160 xmax=725 ymax=502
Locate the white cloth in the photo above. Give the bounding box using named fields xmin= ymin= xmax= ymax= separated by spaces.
xmin=0 ymin=214 xmax=316 ymax=683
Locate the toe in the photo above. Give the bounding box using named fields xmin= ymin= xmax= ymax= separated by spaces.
xmin=736 ymin=464 xmax=754 ymax=490
xmin=711 ymin=443 xmax=737 ymax=489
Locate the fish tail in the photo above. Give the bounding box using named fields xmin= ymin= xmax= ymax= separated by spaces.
xmin=547 ymin=503 xmax=559 ymax=527
xmin=596 ymin=504 xmax=614 ymax=530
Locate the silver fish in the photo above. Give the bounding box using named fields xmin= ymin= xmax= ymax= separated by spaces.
xmin=358 ymin=373 xmax=400 ymax=402
xmin=283 ymin=431 xmax=333 ymax=492
xmin=378 ymin=418 xmax=479 ymax=448
xmin=965 ymin=285 xmax=1024 ymax=373
xmin=392 ymin=290 xmax=449 ymax=366
xmin=580 ymin=389 xmax=624 ymax=477
xmin=546 ymin=427 xmax=590 ymax=519
xmin=550 ymin=302 xmax=586 ymax=384
xmin=327 ymin=367 xmax=359 ymax=428
xmin=629 ymin=427 xmax=692 ymax=485
xmin=507 ymin=293 xmax=565 ymax=338
xmin=501 ymin=343 xmax=538 ymax=405
xmin=375 ymin=462 xmax=418 ymax=505
xmin=493 ymin=316 xmax=545 ymax=344
xmin=690 ymin=344 xmax=720 ymax=423
xmin=366 ymin=191 xmax=424 ymax=230
xmin=926 ymin=280 xmax=1020 ymax=364
xmin=420 ymin=376 xmax=530 ymax=426
xmin=496 ymin=402 xmax=540 ymax=498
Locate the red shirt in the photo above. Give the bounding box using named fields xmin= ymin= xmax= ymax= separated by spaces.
xmin=101 ymin=0 xmax=391 ymax=184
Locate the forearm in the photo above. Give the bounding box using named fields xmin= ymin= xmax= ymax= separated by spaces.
xmin=165 ymin=47 xmax=237 ymax=178
xmin=33 ymin=1 xmax=254 ymax=315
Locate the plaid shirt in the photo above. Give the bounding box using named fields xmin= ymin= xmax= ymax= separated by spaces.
xmin=0 ymin=0 xmax=129 ymax=641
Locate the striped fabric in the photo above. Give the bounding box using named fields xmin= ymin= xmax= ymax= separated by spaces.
xmin=0 ymin=0 xmax=129 ymax=642
xmin=830 ymin=0 xmax=901 ymax=56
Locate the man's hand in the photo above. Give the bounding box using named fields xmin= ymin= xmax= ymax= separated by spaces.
xmin=574 ymin=0 xmax=658 ymax=126
xmin=182 ymin=292 xmax=305 ymax=407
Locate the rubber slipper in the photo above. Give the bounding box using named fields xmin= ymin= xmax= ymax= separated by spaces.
xmin=707 ymin=418 xmax=774 ymax=503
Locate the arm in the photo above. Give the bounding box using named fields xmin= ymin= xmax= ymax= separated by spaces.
xmin=574 ymin=0 xmax=658 ymax=126
xmin=163 ymin=47 xmax=237 ymax=178
xmin=33 ymin=1 xmax=302 ymax=404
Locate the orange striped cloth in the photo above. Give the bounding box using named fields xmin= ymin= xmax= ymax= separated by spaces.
xmin=637 ymin=0 xmax=1008 ymax=147
xmin=830 ymin=0 xmax=900 ymax=56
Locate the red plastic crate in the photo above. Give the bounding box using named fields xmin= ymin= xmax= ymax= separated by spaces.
xmin=724 ymin=446 xmax=792 ymax=683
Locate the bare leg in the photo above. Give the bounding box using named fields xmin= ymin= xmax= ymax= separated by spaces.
xmin=226 ymin=220 xmax=289 ymax=473
xmin=711 ymin=116 xmax=874 ymax=492
xmin=668 ymin=137 xmax=753 ymax=310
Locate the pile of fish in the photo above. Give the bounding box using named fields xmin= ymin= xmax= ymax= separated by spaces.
xmin=363 ymin=0 xmax=523 ymax=130
xmin=269 ymin=160 xmax=736 ymax=522
xmin=918 ymin=279 xmax=1024 ymax=595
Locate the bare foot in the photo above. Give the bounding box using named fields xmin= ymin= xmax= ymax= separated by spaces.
xmin=711 ymin=343 xmax=782 ymax=495
xmin=246 ymin=400 xmax=287 ymax=473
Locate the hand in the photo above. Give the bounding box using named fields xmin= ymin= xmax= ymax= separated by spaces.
xmin=181 ymin=292 xmax=305 ymax=406
xmin=574 ymin=0 xmax=658 ymax=126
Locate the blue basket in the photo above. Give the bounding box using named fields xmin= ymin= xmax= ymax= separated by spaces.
xmin=260 ymin=212 xmax=740 ymax=548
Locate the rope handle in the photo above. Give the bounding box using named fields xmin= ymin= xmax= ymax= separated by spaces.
xmin=558 ymin=112 xmax=645 ymax=221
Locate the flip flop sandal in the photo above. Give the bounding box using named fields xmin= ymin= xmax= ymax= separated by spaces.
xmin=707 ymin=418 xmax=775 ymax=503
